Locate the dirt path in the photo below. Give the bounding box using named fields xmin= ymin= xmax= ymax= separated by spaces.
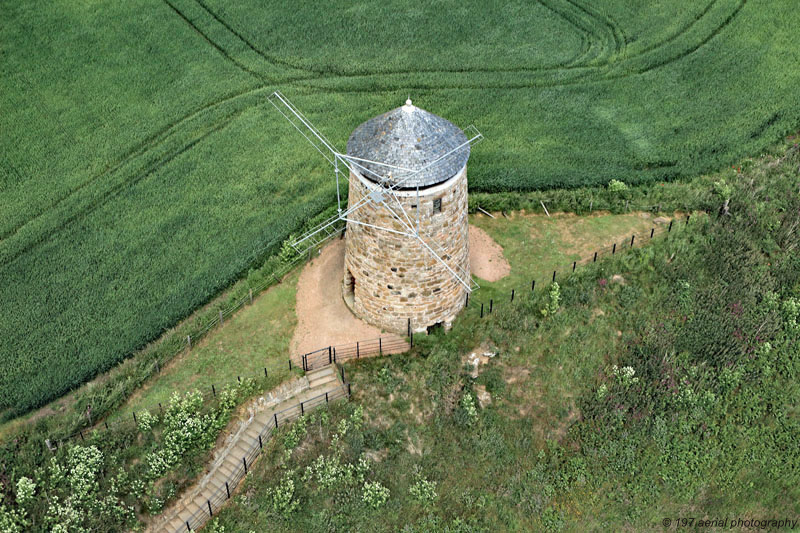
xmin=469 ymin=224 xmax=510 ymax=282
xmin=291 ymin=238 xmax=389 ymax=356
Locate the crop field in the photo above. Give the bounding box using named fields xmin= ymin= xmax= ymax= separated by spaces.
xmin=2 ymin=0 xmax=799 ymax=416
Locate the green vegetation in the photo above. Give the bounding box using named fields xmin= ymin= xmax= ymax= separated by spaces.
xmin=112 ymin=269 xmax=300 ymax=421
xmin=195 ymin=143 xmax=798 ymax=530
xmin=0 ymin=380 xmax=263 ymax=532
xmin=2 ymin=0 xmax=800 ymax=417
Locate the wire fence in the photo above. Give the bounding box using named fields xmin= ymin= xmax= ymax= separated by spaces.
xmin=46 ymin=224 xmax=349 ymax=449
xmin=174 ymin=382 xmax=351 ymax=533
xmin=49 ymin=331 xmax=401 ymax=449
xmin=46 ymin=209 xmax=696 ymax=449
xmin=466 ymin=214 xmax=695 ymax=318
xmin=297 ymin=336 xmax=409 ymax=371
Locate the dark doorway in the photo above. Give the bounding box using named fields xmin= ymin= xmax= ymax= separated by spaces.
xmin=343 ymin=269 xmax=356 ymax=308
xmin=426 ymin=322 xmax=444 ymax=335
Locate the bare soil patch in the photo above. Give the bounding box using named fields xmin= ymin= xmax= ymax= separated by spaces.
xmin=291 ymin=239 xmax=399 ymax=355
xmin=469 ymin=224 xmax=510 ymax=281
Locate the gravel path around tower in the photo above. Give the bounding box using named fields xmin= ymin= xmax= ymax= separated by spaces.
xmin=469 ymin=224 xmax=511 ymax=282
xmin=290 ymin=238 xmax=389 ymax=356
xmin=291 ymin=227 xmax=509 ymax=355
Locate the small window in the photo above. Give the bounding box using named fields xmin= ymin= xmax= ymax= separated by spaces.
xmin=433 ymin=198 xmax=442 ymax=214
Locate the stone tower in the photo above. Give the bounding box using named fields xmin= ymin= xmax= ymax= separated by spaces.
xmin=342 ymin=99 xmax=471 ymax=334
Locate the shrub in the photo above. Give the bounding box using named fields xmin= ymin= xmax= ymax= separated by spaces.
xmin=455 ymin=391 xmax=478 ymax=428
xmin=362 ymin=481 xmax=390 ymax=509
xmin=145 ymin=390 xmax=221 ymax=479
xmin=408 ymin=470 xmax=438 ymax=507
xmin=136 ymin=410 xmax=158 ymax=432
xmin=267 ymin=472 xmax=299 ymax=519
xmin=283 ymin=415 xmax=308 ymax=452
xmin=541 ymin=282 xmax=561 ymax=317
xmin=607 ymin=179 xmax=628 ymax=193
xmin=15 ymin=477 xmax=35 ymax=506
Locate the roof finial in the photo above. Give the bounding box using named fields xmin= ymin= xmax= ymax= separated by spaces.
xmin=403 ymin=97 xmax=414 ymax=112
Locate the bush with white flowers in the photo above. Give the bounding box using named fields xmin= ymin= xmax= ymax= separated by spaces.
xmin=362 ymin=481 xmax=390 ymax=509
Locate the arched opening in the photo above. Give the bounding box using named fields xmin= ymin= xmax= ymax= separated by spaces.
xmin=343 ymin=268 xmax=356 ymax=308
xmin=426 ymin=322 xmax=444 ymax=335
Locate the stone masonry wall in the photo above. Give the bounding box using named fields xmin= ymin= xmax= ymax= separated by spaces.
xmin=343 ymin=166 xmax=470 ymax=334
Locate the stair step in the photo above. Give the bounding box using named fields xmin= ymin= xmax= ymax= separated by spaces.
xmin=243 ymin=425 xmax=263 ymax=442
xmin=216 ymin=462 xmax=237 ymax=480
xmin=309 ymin=376 xmax=337 ymax=389
xmin=307 ymin=366 xmax=335 ymax=377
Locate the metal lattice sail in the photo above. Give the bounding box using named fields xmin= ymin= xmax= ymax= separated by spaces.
xmin=267 ymin=91 xmax=483 ymax=292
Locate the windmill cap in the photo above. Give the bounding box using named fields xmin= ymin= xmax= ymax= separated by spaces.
xmin=346 ymin=101 xmax=470 ymax=189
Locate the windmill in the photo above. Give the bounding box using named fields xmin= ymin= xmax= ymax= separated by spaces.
xmin=267 ymin=91 xmax=483 ymax=293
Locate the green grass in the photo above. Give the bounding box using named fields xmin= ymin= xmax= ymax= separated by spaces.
xmin=470 ymin=210 xmax=673 ymax=297
xmin=203 ymin=145 xmax=800 ymax=532
xmin=111 ymin=270 xmax=301 ymax=421
xmin=3 ymin=0 xmax=800 ymax=415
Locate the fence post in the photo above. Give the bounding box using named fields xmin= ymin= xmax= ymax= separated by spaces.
xmin=326 ymin=391 xmax=329 ymax=403
xmin=249 ymin=288 xmax=253 ymax=304
xmin=207 ymin=500 xmax=213 ymax=517
xmin=302 ymin=354 xmax=307 ymax=372
xmin=300 ymin=401 xmax=304 ymax=416
xmin=686 ymin=214 xmax=690 ymax=225
xmin=480 ymin=303 xmax=484 ymax=317
xmin=552 ymin=270 xmax=556 ymax=282
xmin=348 ymin=383 xmax=352 ymax=396
xmin=219 ymin=310 xmax=223 ymax=326
xmin=264 ymin=367 xmax=268 ymax=378
xmin=593 ymin=251 xmax=597 ymax=263
xmin=531 ymin=279 xmax=535 ymax=292
xmin=410 ymin=329 xmax=413 ymax=348
xmin=237 ymin=376 xmax=241 ymax=384
xmin=225 ymin=481 xmax=230 ymax=499
xmin=572 ymin=261 xmax=576 ymax=272
xmin=186 ymin=520 xmax=191 ymax=532
xmin=379 ymin=338 xmax=382 ymax=355
xmin=258 ymin=435 xmax=263 ymax=449
xmin=511 ymin=289 xmax=515 ymax=302
xmin=79 ymin=430 xmax=84 ymax=442
xmin=104 ymin=421 xmax=109 ymax=430
xmin=328 ymin=346 xmax=332 ymax=365
xmin=465 ymin=293 xmax=469 ymax=307
xmin=650 ymin=228 xmax=655 ymax=238
xmin=357 ymin=342 xmax=360 ymax=358
xmin=187 ymin=335 xmax=191 ymax=349
xmin=289 ymin=359 xmax=293 ymax=371
xmin=341 ymin=366 xmax=345 ymax=382
xmin=155 ymin=359 xmax=159 ymax=373
xmin=212 ymin=384 xmax=216 ymax=397
xmin=489 ymin=299 xmax=493 ymax=313
xmin=668 ymin=220 xmax=673 ymax=232
xmin=407 ymin=318 xmax=411 ymax=337
xmin=243 ymin=457 xmax=248 ymax=474
xmin=133 ymin=412 xmax=137 ymax=424
xmin=630 ymin=235 xmax=635 ymax=247
xmin=274 ymin=413 xmax=278 ymax=428
xmin=612 ymin=243 xmax=616 ymax=254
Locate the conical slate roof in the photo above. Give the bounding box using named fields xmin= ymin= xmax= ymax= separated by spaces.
xmin=346 ymin=100 xmax=470 ymax=189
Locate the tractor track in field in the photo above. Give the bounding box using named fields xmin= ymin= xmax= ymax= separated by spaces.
xmin=0 ymin=110 xmax=244 ymax=269
xmin=172 ymin=0 xmax=738 ymax=91
xmin=162 ymin=0 xmax=265 ymax=81
xmin=1 ymin=0 xmax=744 ymax=267
xmin=289 ymin=0 xmax=744 ymax=93
xmin=177 ymin=0 xmax=729 ymax=83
